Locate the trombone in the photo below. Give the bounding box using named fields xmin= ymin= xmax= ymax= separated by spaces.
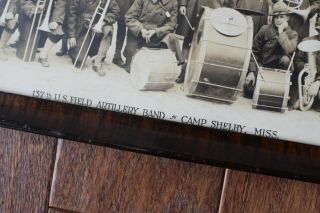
xmin=0 ymin=0 xmax=12 ymax=27
xmin=22 ymin=0 xmax=48 ymax=62
xmin=74 ymin=0 xmax=111 ymax=70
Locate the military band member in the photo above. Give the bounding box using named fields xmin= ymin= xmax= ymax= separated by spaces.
xmin=0 ymin=0 xmax=17 ymax=61
xmin=175 ymin=0 xmax=236 ymax=83
xmin=38 ymin=0 xmax=69 ymax=67
xmin=16 ymin=0 xmax=48 ymax=61
xmin=292 ymin=15 xmax=320 ymax=109
xmin=124 ymin=0 xmax=185 ymax=73
xmin=112 ymin=0 xmax=135 ymax=68
xmin=245 ymin=1 xmax=298 ymax=94
xmin=68 ymin=0 xmax=120 ymax=76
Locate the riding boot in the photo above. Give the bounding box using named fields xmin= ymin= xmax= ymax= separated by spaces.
xmin=176 ymin=63 xmax=186 ymax=84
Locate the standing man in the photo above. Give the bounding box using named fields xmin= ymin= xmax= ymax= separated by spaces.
xmin=0 ymin=0 xmax=17 ymax=61
xmin=68 ymin=0 xmax=119 ymax=75
xmin=124 ymin=0 xmax=185 ymax=73
xmin=38 ymin=0 xmax=69 ymax=67
xmin=16 ymin=0 xmax=49 ymax=62
xmin=175 ymin=0 xmax=236 ymax=83
xmin=112 ymin=0 xmax=135 ymax=68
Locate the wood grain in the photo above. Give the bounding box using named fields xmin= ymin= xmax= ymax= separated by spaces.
xmin=0 ymin=127 xmax=57 ymax=213
xmin=219 ymin=170 xmax=320 ymax=213
xmin=1 ymin=92 xmax=320 ymax=182
xmin=49 ymin=140 xmax=225 ymax=212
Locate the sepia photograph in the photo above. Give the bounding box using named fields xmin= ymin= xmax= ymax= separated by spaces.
xmin=0 ymin=0 xmax=319 ymax=145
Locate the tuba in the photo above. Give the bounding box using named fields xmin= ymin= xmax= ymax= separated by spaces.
xmin=285 ymin=0 xmax=310 ymax=23
xmin=73 ymin=0 xmax=111 ymax=70
xmin=0 ymin=0 xmax=12 ymax=27
xmin=297 ymin=15 xmax=319 ymax=111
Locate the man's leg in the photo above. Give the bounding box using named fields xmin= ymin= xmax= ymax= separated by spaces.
xmin=113 ymin=18 xmax=126 ymax=68
xmin=165 ymin=33 xmax=185 ymax=65
xmin=279 ymin=55 xmax=291 ymax=70
xmin=93 ymin=26 xmax=113 ymax=76
xmin=0 ymin=29 xmax=13 ymax=61
xmin=38 ymin=35 xmax=61 ymax=67
xmin=176 ymin=31 xmax=193 ymax=83
xmin=123 ymin=31 xmax=141 ymax=73
xmin=56 ymin=34 xmax=68 ymax=56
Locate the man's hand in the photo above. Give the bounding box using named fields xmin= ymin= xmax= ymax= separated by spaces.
xmin=277 ymin=21 xmax=288 ymax=34
xmin=68 ymin=37 xmax=77 ymax=48
xmin=146 ymin=30 xmax=156 ymax=43
xmin=179 ymin=6 xmax=186 ymax=15
xmin=309 ymin=80 xmax=320 ymax=96
xmin=5 ymin=12 xmax=14 ymax=20
xmin=48 ymin=22 xmax=59 ymax=30
xmin=141 ymin=29 xmax=148 ymax=39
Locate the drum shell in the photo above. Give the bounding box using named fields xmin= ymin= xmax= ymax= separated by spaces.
xmin=131 ymin=48 xmax=179 ymax=91
xmin=184 ymin=7 xmax=253 ymax=103
xmin=253 ymin=68 xmax=292 ymax=113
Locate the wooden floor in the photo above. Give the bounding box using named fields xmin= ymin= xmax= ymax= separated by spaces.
xmin=0 ymin=127 xmax=319 ymax=213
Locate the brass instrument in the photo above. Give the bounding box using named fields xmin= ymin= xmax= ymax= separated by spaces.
xmin=74 ymin=0 xmax=111 ymax=70
xmin=0 ymin=0 xmax=12 ymax=27
xmin=297 ymin=15 xmax=319 ymax=111
xmin=285 ymin=0 xmax=310 ymax=23
xmin=22 ymin=0 xmax=47 ymax=62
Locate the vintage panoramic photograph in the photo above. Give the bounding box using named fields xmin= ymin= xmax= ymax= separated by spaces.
xmin=0 ymin=0 xmax=319 ymax=145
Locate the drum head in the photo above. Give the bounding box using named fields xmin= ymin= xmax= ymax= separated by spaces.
xmin=210 ymin=8 xmax=248 ymax=37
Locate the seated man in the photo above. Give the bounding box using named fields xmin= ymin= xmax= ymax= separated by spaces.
xmin=0 ymin=0 xmax=17 ymax=61
xmin=38 ymin=0 xmax=69 ymax=67
xmin=68 ymin=0 xmax=120 ymax=76
xmin=124 ymin=0 xmax=185 ymax=73
xmin=245 ymin=1 xmax=298 ymax=96
xmin=294 ymin=14 xmax=320 ymax=109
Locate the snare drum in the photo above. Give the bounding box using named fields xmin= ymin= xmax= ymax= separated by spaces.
xmin=131 ymin=48 xmax=179 ymax=91
xmin=184 ymin=7 xmax=253 ymax=103
xmin=253 ymin=68 xmax=292 ymax=113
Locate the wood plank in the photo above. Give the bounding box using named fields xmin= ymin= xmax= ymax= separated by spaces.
xmin=50 ymin=140 xmax=225 ymax=212
xmin=0 ymin=127 xmax=57 ymax=213
xmin=219 ymin=170 xmax=320 ymax=213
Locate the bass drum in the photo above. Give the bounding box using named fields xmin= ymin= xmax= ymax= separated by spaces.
xmin=184 ymin=7 xmax=253 ymax=103
xmin=253 ymin=68 xmax=292 ymax=113
xmin=131 ymin=48 xmax=179 ymax=91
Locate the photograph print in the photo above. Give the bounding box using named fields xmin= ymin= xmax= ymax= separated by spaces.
xmin=0 ymin=0 xmax=320 ymax=145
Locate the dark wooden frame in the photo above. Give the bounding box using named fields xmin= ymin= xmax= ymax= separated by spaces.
xmin=0 ymin=91 xmax=319 ymax=183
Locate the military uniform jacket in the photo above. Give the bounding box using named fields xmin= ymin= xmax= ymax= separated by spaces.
xmin=253 ymin=23 xmax=298 ymax=66
xmin=125 ymin=0 xmax=178 ymax=39
xmin=0 ymin=0 xmax=17 ymax=15
xmin=50 ymin=0 xmax=70 ymax=24
xmin=68 ymin=0 xmax=120 ymax=38
xmin=116 ymin=0 xmax=135 ymax=18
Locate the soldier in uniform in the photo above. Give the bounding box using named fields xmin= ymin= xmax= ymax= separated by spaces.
xmin=124 ymin=0 xmax=185 ymax=73
xmin=38 ymin=0 xmax=69 ymax=67
xmin=244 ymin=1 xmax=298 ymax=96
xmin=68 ymin=0 xmax=119 ymax=76
xmin=16 ymin=0 xmax=48 ymax=61
xmin=0 ymin=0 xmax=17 ymax=61
xmin=175 ymin=0 xmax=236 ymax=83
xmin=112 ymin=0 xmax=135 ymax=68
